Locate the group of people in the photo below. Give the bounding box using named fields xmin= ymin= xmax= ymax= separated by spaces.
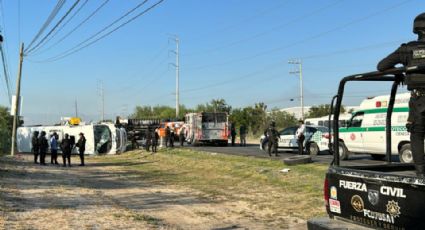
xmin=31 ymin=131 xmax=86 ymax=167
xmin=164 ymin=125 xmax=187 ymax=148
xmin=264 ymin=120 xmax=306 ymax=157
xmin=229 ymin=123 xmax=247 ymax=146
xmin=145 ymin=128 xmax=160 ymax=152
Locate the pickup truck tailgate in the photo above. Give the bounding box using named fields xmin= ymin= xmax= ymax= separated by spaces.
xmin=326 ymin=166 xmax=425 ymax=229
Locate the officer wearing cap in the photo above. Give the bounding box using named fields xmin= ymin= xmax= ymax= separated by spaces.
xmin=377 ymin=13 xmax=425 ymax=176
xmin=38 ymin=131 xmax=48 ymax=165
xmin=264 ymin=121 xmax=280 ymax=157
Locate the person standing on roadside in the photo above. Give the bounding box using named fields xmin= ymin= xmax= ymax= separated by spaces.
xmin=76 ymin=133 xmax=86 ymax=166
xmin=230 ymin=123 xmax=237 ymax=146
xmin=296 ymin=120 xmax=306 ymax=155
xmin=50 ymin=132 xmax=59 ymax=165
xmin=145 ymin=127 xmax=152 ymax=152
xmin=239 ymin=124 xmax=247 ymax=147
xmin=152 ymin=128 xmax=159 ymax=153
xmin=38 ymin=131 xmax=48 ymax=165
xmin=179 ymin=125 xmax=186 ymax=147
xmin=32 ymin=131 xmax=40 ymax=164
xmin=61 ymin=134 xmax=72 ymax=167
xmin=165 ymin=126 xmax=171 ymax=147
xmin=265 ymin=121 xmax=280 ymax=157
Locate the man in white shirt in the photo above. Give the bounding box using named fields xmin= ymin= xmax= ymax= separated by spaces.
xmin=296 ymin=120 xmax=306 ymax=155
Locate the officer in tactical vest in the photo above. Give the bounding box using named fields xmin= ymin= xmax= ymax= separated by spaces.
xmin=32 ymin=131 xmax=40 ymax=164
xmin=265 ymin=121 xmax=280 ymax=157
xmin=377 ymin=12 xmax=425 ymax=176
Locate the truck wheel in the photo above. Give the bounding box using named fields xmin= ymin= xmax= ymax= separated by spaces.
xmin=371 ymin=154 xmax=385 ymax=160
xmin=308 ymin=142 xmax=319 ymax=156
xmin=283 ymin=155 xmax=312 ymax=166
xmin=339 ymin=142 xmax=349 ymax=160
xmin=399 ymin=144 xmax=413 ymax=163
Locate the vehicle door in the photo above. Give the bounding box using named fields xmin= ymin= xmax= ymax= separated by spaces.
xmin=278 ymin=127 xmax=297 ymax=148
xmin=340 ymin=112 xmax=365 ymax=153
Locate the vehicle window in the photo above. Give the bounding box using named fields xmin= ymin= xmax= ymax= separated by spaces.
xmin=306 ymin=127 xmax=316 ymax=134
xmin=280 ymin=127 xmax=296 ymax=135
xmin=349 ymin=112 xmax=364 ymax=128
xmin=317 ymin=127 xmax=329 ymax=133
xmin=318 ymin=121 xmax=324 ymax=126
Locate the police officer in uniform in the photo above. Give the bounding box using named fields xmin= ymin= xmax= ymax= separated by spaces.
xmin=377 ymin=12 xmax=425 ymax=176
xmin=265 ymin=121 xmax=280 ymax=157
xmin=165 ymin=126 xmax=171 ymax=147
xmin=32 ymin=131 xmax=40 ymax=164
xmin=76 ymin=133 xmax=86 ymax=166
xmin=145 ymin=127 xmax=152 ymax=152
xmin=152 ymin=128 xmax=159 ymax=153
xmin=38 ymin=131 xmax=49 ymax=165
xmin=61 ymin=133 xmax=72 ymax=167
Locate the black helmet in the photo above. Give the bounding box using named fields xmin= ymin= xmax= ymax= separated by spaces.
xmin=414 ymin=13 xmax=425 ymax=34
xmin=270 ymin=121 xmax=276 ymax=127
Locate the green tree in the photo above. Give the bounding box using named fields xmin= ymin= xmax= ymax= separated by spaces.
xmin=267 ymin=109 xmax=297 ymax=130
xmin=0 ymin=106 xmax=12 ymax=154
xmin=306 ymin=104 xmax=346 ymax=118
xmin=195 ymin=99 xmax=231 ymax=114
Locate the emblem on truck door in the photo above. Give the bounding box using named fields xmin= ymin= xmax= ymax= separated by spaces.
xmin=351 ymin=195 xmax=364 ymax=212
xmin=368 ymin=189 xmax=379 ymax=206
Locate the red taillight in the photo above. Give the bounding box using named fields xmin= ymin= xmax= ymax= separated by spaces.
xmin=376 ymin=101 xmax=382 ymax=107
xmin=324 ymin=178 xmax=329 ymax=207
xmin=322 ymin=133 xmax=330 ymax=139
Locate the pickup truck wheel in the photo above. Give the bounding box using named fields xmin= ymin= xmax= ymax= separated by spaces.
xmin=399 ymin=144 xmax=413 ymax=163
xmin=308 ymin=142 xmax=319 ymax=156
xmin=339 ymin=142 xmax=349 ymax=160
xmin=283 ymin=155 xmax=312 ymax=165
xmin=371 ymin=154 xmax=385 ymax=160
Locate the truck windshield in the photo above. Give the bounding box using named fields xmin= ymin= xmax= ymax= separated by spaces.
xmin=202 ymin=113 xmax=227 ymax=123
xmin=94 ymin=125 xmax=112 ymax=154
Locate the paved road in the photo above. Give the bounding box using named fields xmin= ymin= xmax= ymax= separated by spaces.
xmin=186 ymin=143 xmax=399 ymax=166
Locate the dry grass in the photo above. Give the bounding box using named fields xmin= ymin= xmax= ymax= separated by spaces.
xmin=93 ymin=148 xmax=328 ymax=220
xmin=0 ymin=149 xmax=328 ymax=229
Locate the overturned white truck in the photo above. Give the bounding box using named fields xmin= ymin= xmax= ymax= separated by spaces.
xmin=17 ymin=123 xmax=127 ymax=155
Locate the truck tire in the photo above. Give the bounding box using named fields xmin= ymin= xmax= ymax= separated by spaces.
xmin=399 ymin=144 xmax=413 ymax=163
xmin=308 ymin=142 xmax=319 ymax=156
xmin=283 ymin=155 xmax=312 ymax=166
xmin=371 ymin=154 xmax=385 ymax=160
xmin=339 ymin=141 xmax=349 ymax=160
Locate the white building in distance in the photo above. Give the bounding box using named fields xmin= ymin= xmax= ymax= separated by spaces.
xmin=277 ymin=106 xmax=359 ymax=120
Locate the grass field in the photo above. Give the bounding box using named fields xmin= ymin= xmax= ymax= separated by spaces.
xmin=92 ymin=148 xmax=328 ymax=220
xmin=0 ymin=148 xmax=328 ymax=229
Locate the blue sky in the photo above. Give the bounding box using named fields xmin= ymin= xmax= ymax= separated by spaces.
xmin=0 ymin=0 xmax=422 ymax=124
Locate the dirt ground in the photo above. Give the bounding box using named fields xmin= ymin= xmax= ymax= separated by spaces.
xmin=0 ymin=152 xmax=313 ymax=230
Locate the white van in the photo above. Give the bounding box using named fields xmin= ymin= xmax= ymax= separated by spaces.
xmin=338 ymin=93 xmax=412 ymax=162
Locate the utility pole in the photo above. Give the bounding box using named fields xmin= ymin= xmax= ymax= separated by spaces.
xmin=289 ymin=59 xmax=304 ymax=121
xmin=98 ymin=81 xmax=105 ymax=122
xmin=11 ymin=43 xmax=24 ymax=156
xmin=75 ymin=99 xmax=78 ymax=117
xmin=169 ymin=35 xmax=179 ymax=118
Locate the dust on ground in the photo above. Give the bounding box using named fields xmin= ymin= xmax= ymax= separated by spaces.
xmin=0 ymin=151 xmax=316 ymax=230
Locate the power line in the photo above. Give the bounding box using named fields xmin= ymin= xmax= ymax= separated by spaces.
xmin=36 ymin=0 xmax=165 ymax=62
xmin=185 ymin=0 xmax=413 ymax=71
xmin=25 ymin=0 xmax=66 ymax=52
xmin=29 ymin=0 xmax=89 ymax=55
xmin=32 ymin=0 xmax=110 ymax=56
xmin=25 ymin=0 xmax=82 ymax=55
xmin=184 ymin=0 xmax=343 ymax=56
